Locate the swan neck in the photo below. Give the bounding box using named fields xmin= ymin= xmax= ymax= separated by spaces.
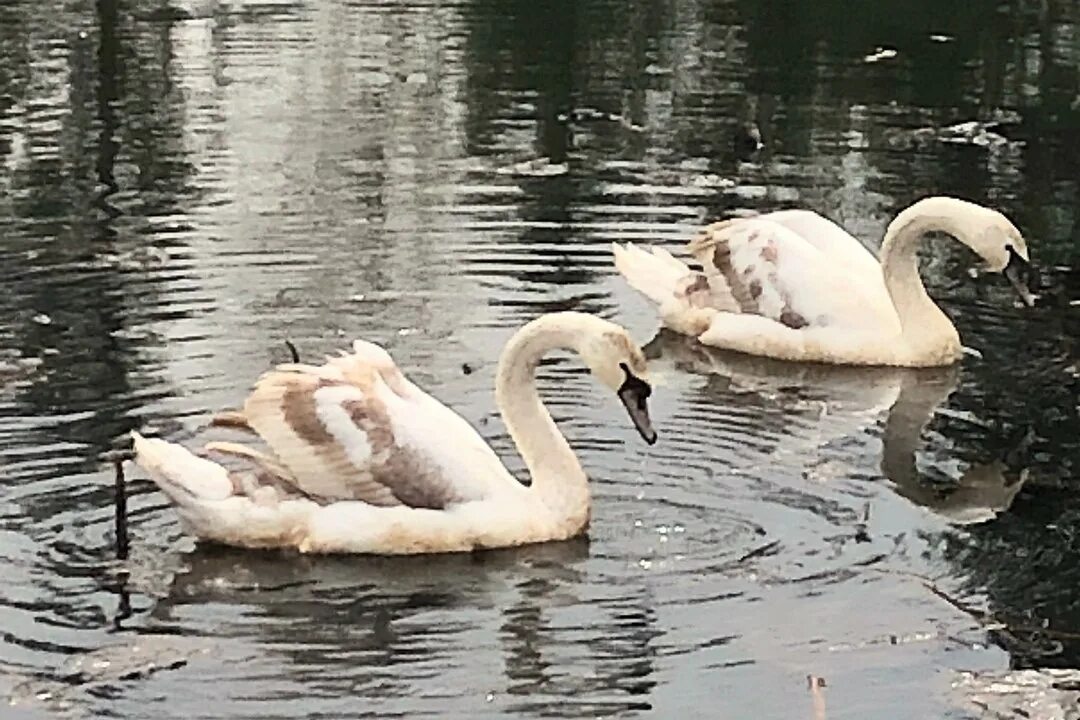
xmin=495 ymin=315 xmax=590 ymax=525
xmin=879 ymin=200 xmax=966 ymax=360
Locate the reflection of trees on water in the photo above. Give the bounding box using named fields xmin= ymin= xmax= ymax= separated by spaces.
xmin=460 ymin=0 xmax=601 ymax=301
xmin=95 ymin=1 xmax=507 ymax=406
xmin=499 ymin=576 xmax=658 ymax=717
xmin=0 ymin=0 xmax=196 ymax=491
xmin=0 ymin=0 xmax=201 ymax=684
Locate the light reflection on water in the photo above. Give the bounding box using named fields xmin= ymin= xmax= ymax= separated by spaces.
xmin=1 ymin=0 xmax=1079 ymax=717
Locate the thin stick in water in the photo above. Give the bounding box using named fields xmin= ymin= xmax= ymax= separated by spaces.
xmin=113 ymin=457 xmax=129 ymax=561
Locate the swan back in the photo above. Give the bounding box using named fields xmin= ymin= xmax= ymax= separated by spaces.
xmin=689 ymin=217 xmax=901 ymax=336
xmin=231 ymin=344 xmax=517 ymax=507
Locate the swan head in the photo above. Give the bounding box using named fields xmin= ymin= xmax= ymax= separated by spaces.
xmin=963 ymin=206 xmax=1036 ymax=307
xmin=581 ymin=328 xmax=657 ymax=445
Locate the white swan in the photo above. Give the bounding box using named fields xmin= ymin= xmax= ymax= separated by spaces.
xmin=130 ymin=312 xmax=656 ymax=555
xmin=613 ymin=196 xmax=1036 ymax=367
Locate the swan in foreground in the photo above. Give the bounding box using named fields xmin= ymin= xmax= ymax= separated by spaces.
xmin=130 ymin=312 xmax=657 ymax=555
xmin=614 ymin=196 xmax=1036 ymax=367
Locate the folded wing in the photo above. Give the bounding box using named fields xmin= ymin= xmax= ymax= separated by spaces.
xmin=688 ymin=216 xmax=897 ymax=332
xmin=215 ymin=341 xmax=515 ymax=508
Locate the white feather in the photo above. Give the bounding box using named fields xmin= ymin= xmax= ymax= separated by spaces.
xmin=312 ymin=384 xmax=374 ymax=467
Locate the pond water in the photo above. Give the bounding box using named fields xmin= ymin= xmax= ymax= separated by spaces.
xmin=1 ymin=0 xmax=1079 ymax=718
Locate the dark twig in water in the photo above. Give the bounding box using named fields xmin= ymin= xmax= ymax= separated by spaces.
xmin=735 ymin=539 xmax=781 ymax=564
xmin=921 ymin=580 xmax=990 ymax=623
xmin=113 ymin=458 xmax=129 ymax=561
xmin=103 ymin=445 xmax=135 ymax=631
xmin=284 ymin=339 xmax=300 ymax=363
xmin=113 ymin=586 xmax=132 ymax=632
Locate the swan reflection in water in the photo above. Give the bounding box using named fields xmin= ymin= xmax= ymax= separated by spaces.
xmin=143 ymin=537 xmax=658 ymax=716
xmin=644 ymin=329 xmax=1029 ymax=526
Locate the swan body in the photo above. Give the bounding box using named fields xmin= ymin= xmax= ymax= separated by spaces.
xmin=131 ymin=312 xmax=656 ymax=555
xmin=614 ymin=197 xmax=1035 ymax=367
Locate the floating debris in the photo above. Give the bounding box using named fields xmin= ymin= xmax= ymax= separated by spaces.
xmin=32 ymin=313 xmax=52 ymax=325
xmin=689 ymin=173 xmax=736 ymax=189
xmin=864 ymin=47 xmax=898 ymax=63
xmin=0 ymin=353 xmax=42 ymax=383
xmin=496 ymin=158 xmax=569 ymax=177
xmin=939 ymin=120 xmax=1009 ymax=147
xmin=953 ymin=668 xmax=1080 ymax=719
xmin=962 ymin=346 xmax=984 ymax=359
xmin=7 ymin=635 xmax=214 ymax=716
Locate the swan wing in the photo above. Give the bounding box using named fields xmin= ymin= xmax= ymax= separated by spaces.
xmin=688 ymin=217 xmax=899 ymax=331
xmin=755 ymin=209 xmax=884 ymax=280
xmin=237 ymin=342 xmax=515 ymax=507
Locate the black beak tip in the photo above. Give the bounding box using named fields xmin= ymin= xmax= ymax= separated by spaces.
xmin=644 ymin=429 xmax=658 ymax=446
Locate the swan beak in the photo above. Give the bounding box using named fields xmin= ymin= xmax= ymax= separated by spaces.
xmin=617 ymin=371 xmax=657 ymax=445
xmin=1003 ymin=247 xmax=1037 ymax=307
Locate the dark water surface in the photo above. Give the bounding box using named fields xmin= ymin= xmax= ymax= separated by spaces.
xmin=2 ymin=0 xmax=1080 ymax=717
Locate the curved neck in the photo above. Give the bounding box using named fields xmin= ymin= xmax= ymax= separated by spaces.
xmin=495 ymin=313 xmax=597 ymax=526
xmin=879 ymin=198 xmax=970 ymax=360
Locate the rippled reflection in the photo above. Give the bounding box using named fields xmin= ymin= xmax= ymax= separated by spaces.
xmin=1 ymin=0 xmax=1079 ymax=716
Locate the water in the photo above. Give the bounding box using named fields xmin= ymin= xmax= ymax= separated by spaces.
xmin=1 ymin=0 xmax=1079 ymax=717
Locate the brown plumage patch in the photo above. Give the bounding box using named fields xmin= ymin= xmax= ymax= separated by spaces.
xmin=282 ymin=381 xmax=336 ymax=447
xmin=603 ymin=330 xmax=648 ymax=377
xmin=713 ymin=244 xmax=758 ymax=314
xmin=780 ymin=307 xmax=809 ymax=329
xmin=678 ymin=273 xmax=710 ymax=303
xmin=209 ymin=410 xmax=255 ymax=434
xmin=229 ymin=350 xmax=484 ymax=513
xmin=690 ymin=217 xmax=818 ymax=331
xmin=342 ymin=398 xmax=461 ymax=510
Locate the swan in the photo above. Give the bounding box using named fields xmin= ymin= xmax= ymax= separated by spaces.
xmin=129 ymin=312 xmax=657 ymax=555
xmin=613 ymin=196 xmax=1036 ymax=367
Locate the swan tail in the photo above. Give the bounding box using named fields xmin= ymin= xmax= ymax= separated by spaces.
xmin=131 ymin=431 xmax=235 ymax=506
xmin=612 ymin=242 xmax=694 ymax=307
xmin=131 ymin=432 xmax=314 ymax=549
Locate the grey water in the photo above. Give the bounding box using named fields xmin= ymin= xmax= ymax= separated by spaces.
xmin=1 ymin=0 xmax=1079 ymax=718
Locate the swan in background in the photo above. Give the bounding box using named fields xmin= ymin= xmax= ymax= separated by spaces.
xmin=131 ymin=312 xmax=657 ymax=555
xmin=614 ymin=196 xmax=1036 ymax=367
